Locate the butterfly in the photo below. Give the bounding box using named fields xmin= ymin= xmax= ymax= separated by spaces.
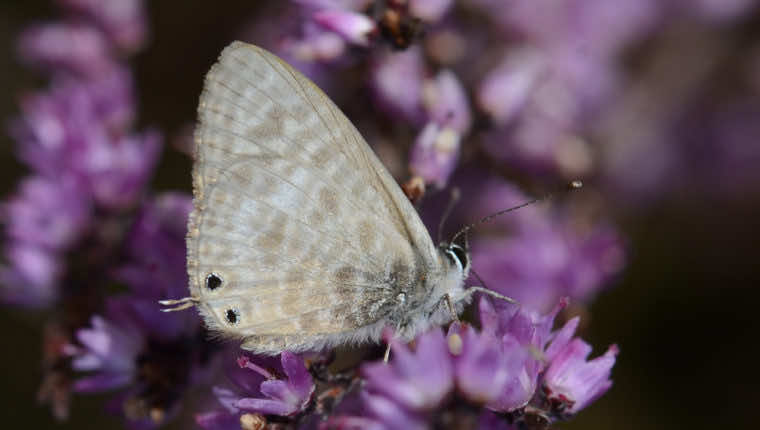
xmin=160 ymin=42 xmax=513 ymax=355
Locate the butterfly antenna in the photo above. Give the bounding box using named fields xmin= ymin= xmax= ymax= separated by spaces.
xmin=450 ymin=180 xmax=582 ymax=244
xmin=438 ymin=187 xmax=461 ymax=244
xmin=159 ymin=297 xmax=198 ymax=312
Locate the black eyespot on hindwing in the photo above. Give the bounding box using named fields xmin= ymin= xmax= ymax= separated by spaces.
xmin=206 ymin=273 xmax=223 ymax=290
xmin=225 ymin=308 xmax=239 ymax=325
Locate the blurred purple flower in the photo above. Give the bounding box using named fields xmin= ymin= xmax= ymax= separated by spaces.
xmin=355 ymin=391 xmax=428 ymax=430
xmin=295 ymin=0 xmax=372 ymax=9
xmin=197 ymin=352 xmax=314 ymax=428
xmin=472 ymin=223 xmax=624 ymax=313
xmin=423 ymin=69 xmax=471 ymax=132
xmin=476 ymin=48 xmax=546 ymax=126
xmin=87 ymin=130 xmax=162 ymax=209
xmin=409 ymin=122 xmax=460 ymax=187
xmin=284 ymin=0 xmax=374 ymax=63
xmin=284 ymin=24 xmax=348 ymax=63
xmin=64 ymin=314 xmax=143 ymax=393
xmin=475 ymin=0 xmax=658 ymax=58
xmin=115 ymin=193 xmax=190 ymax=296
xmin=3 ymin=176 xmax=91 ymax=251
xmin=477 ymin=54 xmax=604 ymax=176
xmin=0 ymin=176 xmax=91 ymax=307
xmin=363 ymin=329 xmax=453 ymax=410
xmin=0 ymin=242 xmax=62 ymax=307
xmin=314 ymin=9 xmax=376 ymax=46
xmin=9 ymin=70 xmax=161 ymax=210
xmin=467 ymin=0 xmax=661 ymax=177
xmin=477 ymin=410 xmax=518 ymax=430
xmin=114 ymin=193 xmax=198 ymax=341
xmin=17 ymin=22 xmax=115 ymax=77
xmin=56 ymin=0 xmax=149 ymax=53
xmin=409 ymin=0 xmax=454 ymax=22
xmin=371 ymin=46 xmax=426 ymax=124
xmin=410 ymin=69 xmax=471 ymax=186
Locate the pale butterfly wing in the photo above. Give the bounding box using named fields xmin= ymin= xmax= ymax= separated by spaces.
xmin=187 ymin=42 xmax=444 ymax=353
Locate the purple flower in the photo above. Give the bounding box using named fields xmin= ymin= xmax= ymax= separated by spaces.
xmin=17 ymin=22 xmax=115 ymax=77
xmin=0 ymin=176 xmax=91 ymax=307
xmin=371 ymin=47 xmax=426 ymax=124
xmin=115 ymin=193 xmax=190 ymax=297
xmin=409 ymin=0 xmax=454 ymax=22
xmin=87 ymin=130 xmax=162 ymax=209
xmin=333 ymin=297 xmax=614 ymax=427
xmin=423 ymin=69 xmax=472 ymax=133
xmin=465 ymin=0 xmax=661 ymax=177
xmin=363 ymin=329 xmax=454 ymax=410
xmin=3 ymin=176 xmax=91 ymax=251
xmin=56 ymin=0 xmax=149 ymax=53
xmin=64 ymin=314 xmax=143 ymax=393
xmin=478 ymin=410 xmax=518 ymax=430
xmin=475 ymin=0 xmax=658 ymax=58
xmin=541 ymin=317 xmax=619 ymax=415
xmin=197 ymin=352 xmax=315 ymax=427
xmin=284 ymin=25 xmax=347 ymax=63
xmin=476 ymin=48 xmax=546 ymax=126
xmin=476 ymin=298 xmax=566 ymax=411
xmin=235 ymin=352 xmax=315 ymax=416
xmin=477 ymin=54 xmax=604 ymax=176
xmin=63 ymin=295 xmax=212 ymax=427
xmin=356 ymin=391 xmax=428 ymax=430
xmin=314 ymin=9 xmax=376 ymax=46
xmin=0 ymin=242 xmax=62 ymax=307
xmin=9 ymin=70 xmax=161 ymax=210
xmin=448 ymin=324 xmax=526 ymax=408
xmin=410 ymin=69 xmax=472 ymax=186
xmin=113 ymin=193 xmax=197 ymax=340
xmin=409 ymin=122 xmax=460 ymax=187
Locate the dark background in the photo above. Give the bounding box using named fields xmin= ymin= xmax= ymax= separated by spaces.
xmin=1 ymin=1 xmax=758 ymax=429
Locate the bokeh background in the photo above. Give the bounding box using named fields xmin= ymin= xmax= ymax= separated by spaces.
xmin=1 ymin=1 xmax=759 ymax=429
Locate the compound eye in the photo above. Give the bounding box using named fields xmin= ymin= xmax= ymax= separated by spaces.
xmin=449 ymin=244 xmax=469 ymax=272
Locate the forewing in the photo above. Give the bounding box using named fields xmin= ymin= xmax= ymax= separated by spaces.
xmin=187 ymin=42 xmax=440 ymax=347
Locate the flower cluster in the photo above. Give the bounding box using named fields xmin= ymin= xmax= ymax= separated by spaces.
xmin=192 ymin=298 xmax=616 ymax=430
xmin=196 ymin=352 xmax=316 ymax=429
xmin=321 ymin=297 xmax=617 ymax=429
xmin=1 ymin=1 xmax=215 ymax=426
xmin=2 ymin=0 xmax=157 ymax=308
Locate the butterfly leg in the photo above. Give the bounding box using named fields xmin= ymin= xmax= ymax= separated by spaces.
xmin=383 ymin=321 xmax=406 ymax=363
xmin=383 ymin=342 xmax=391 ymax=363
xmin=444 ymin=293 xmax=460 ymax=322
